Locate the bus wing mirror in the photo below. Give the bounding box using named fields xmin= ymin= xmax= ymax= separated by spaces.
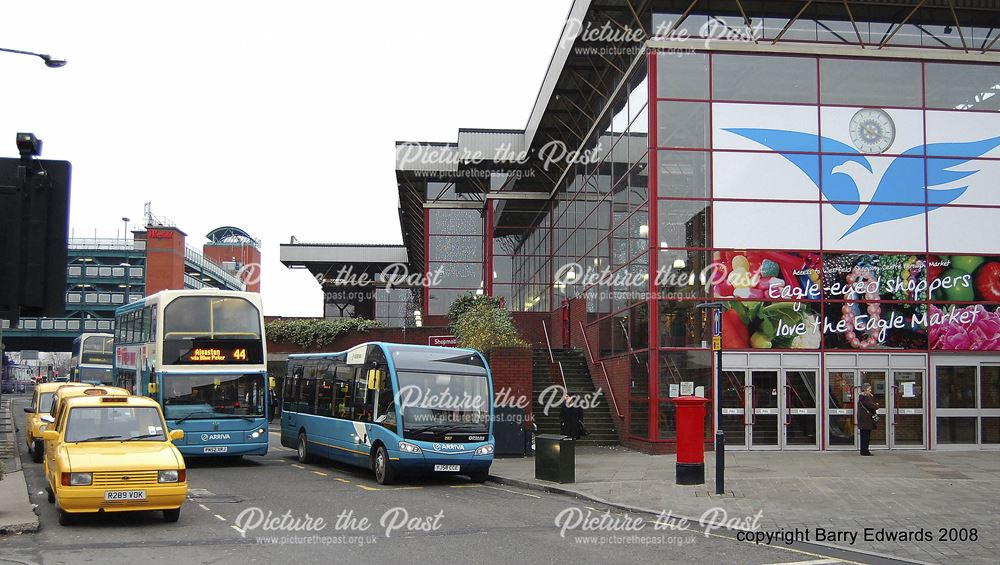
xmin=169 ymin=429 xmax=185 ymax=442
xmin=23 ymin=407 xmax=34 ymax=414
xmin=41 ymin=414 xmax=55 ymax=424
xmin=41 ymin=430 xmax=59 ymax=441
xmin=148 ymin=382 xmax=158 ymax=395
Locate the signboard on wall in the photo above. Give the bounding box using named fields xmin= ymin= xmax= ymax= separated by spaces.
xmin=428 ymin=335 xmax=458 ymax=347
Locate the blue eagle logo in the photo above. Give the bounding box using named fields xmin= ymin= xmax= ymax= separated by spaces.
xmin=724 ymin=128 xmax=1000 ymax=238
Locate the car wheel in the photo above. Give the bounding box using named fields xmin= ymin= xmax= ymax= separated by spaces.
xmin=373 ymin=445 xmax=395 ymax=485
xmin=469 ymin=471 xmax=489 ymax=483
xmin=46 ymin=486 xmax=55 ymax=504
xmin=163 ymin=508 xmax=181 ymax=523
xmin=57 ymin=507 xmax=75 ymax=526
xmin=31 ymin=440 xmax=43 ymax=464
xmin=297 ymin=432 xmax=311 ymax=463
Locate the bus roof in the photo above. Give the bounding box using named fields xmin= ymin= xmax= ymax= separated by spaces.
xmin=114 ymin=288 xmax=263 ymax=315
xmin=287 ymin=342 xmax=480 ymax=360
xmin=288 ymin=342 xmax=489 ymax=374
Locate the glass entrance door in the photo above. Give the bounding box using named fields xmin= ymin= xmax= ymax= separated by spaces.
xmin=784 ymin=370 xmax=819 ymax=449
xmin=828 ymin=370 xmax=856 ymax=449
xmin=749 ymin=371 xmax=780 ymax=449
xmin=861 ymin=370 xmax=888 ymax=449
xmin=891 ymin=370 xmax=926 ymax=448
xmin=720 ymin=370 xmax=747 ymax=449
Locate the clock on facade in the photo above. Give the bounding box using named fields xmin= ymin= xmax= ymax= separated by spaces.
xmin=849 ymin=108 xmax=895 ymax=154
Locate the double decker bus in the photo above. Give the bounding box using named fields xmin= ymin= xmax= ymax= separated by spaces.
xmin=114 ymin=289 xmax=269 ymax=458
xmin=280 ymin=342 xmax=495 ymax=484
xmin=70 ymin=333 xmax=115 ymax=385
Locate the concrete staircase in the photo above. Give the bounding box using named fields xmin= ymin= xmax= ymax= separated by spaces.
xmin=531 ymin=349 xmax=620 ymax=446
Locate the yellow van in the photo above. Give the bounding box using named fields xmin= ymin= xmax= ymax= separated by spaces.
xmin=24 ymin=383 xmax=89 ymax=463
xmin=40 ymin=394 xmax=187 ymax=525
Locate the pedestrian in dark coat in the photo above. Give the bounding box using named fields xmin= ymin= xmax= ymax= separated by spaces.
xmin=560 ymin=394 xmax=585 ymax=440
xmin=857 ymin=383 xmax=879 ymax=456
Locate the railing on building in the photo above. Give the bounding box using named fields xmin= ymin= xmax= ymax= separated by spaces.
xmin=68 ymin=237 xmax=145 ymax=252
xmin=184 ymin=247 xmax=245 ymax=290
xmin=579 ymin=320 xmax=623 ymax=419
xmin=184 ymin=274 xmax=206 ymax=289
xmin=540 ymin=320 xmax=569 ymax=391
xmin=6 ymin=317 xmax=115 ymax=333
xmin=67 ymin=265 xmax=144 ymax=280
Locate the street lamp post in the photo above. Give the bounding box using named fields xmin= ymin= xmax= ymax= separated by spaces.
xmin=697 ymin=302 xmax=726 ymax=495
xmin=122 ymin=217 xmax=130 ymax=242
xmin=120 ymin=262 xmax=131 ymax=305
xmin=0 ymin=46 xmax=66 ymax=67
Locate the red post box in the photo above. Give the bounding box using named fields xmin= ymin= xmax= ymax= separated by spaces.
xmin=671 ymin=395 xmax=709 ymax=485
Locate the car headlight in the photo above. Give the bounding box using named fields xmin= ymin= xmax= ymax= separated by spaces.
xmin=398 ymin=441 xmax=422 ymax=454
xmin=475 ymin=444 xmax=494 ymax=456
xmin=68 ymin=472 xmax=92 ymax=486
xmin=158 ymin=470 xmax=180 ymax=483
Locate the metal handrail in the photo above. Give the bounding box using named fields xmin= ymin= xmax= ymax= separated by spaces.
xmin=578 ymin=320 xmax=624 ymax=419
xmin=540 ymin=320 xmax=568 ymax=391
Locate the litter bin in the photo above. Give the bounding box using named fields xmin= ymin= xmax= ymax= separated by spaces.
xmin=535 ymin=434 xmax=574 ymax=483
xmin=671 ymin=395 xmax=709 ymax=485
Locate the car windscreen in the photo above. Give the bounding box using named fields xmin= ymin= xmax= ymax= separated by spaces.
xmin=39 ymin=392 xmax=56 ymax=413
xmin=64 ymin=406 xmax=167 ymax=442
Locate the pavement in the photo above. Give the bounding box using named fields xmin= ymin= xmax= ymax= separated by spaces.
xmin=0 ymin=395 xmax=40 ymax=535
xmin=489 ymin=445 xmax=1000 ymax=565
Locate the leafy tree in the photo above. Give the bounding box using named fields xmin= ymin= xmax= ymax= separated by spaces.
xmin=265 ymin=318 xmax=383 ymax=349
xmin=448 ymin=294 xmax=528 ymax=354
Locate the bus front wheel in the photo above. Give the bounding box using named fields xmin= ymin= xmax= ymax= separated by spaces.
xmin=373 ymin=445 xmax=395 ymax=485
xmin=297 ymin=432 xmax=311 ymax=463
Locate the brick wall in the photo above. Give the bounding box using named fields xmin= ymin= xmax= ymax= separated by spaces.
xmin=489 ymin=347 xmax=534 ymax=422
xmin=510 ymin=311 xmax=549 ymax=347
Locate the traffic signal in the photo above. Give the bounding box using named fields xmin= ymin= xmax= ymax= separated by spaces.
xmin=0 ymin=133 xmax=71 ymax=323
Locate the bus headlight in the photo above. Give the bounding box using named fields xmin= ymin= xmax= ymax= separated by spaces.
xmin=398 ymin=441 xmax=422 ymax=454
xmin=66 ymin=472 xmax=92 ymax=486
xmin=158 ymin=470 xmax=180 ymax=483
xmin=475 ymin=444 xmax=494 ymax=456
xmin=250 ymin=427 xmax=266 ymax=439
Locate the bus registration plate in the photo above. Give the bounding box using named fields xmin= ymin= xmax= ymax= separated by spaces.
xmin=433 ymin=465 xmax=460 ymax=472
xmin=203 ymin=446 xmax=228 ymax=453
xmin=105 ymin=490 xmax=146 ymax=501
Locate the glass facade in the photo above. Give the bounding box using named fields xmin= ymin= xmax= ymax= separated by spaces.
xmin=388 ymin=7 xmax=1000 ymax=452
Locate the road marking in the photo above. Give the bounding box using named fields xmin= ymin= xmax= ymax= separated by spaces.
xmin=356 ymin=485 xmax=381 ymax=491
xmin=312 ymin=471 xmax=328 ymax=477
xmin=231 ymin=525 xmax=245 ymax=536
xmin=448 ymin=484 xmax=482 ymax=488
xmin=269 ymin=431 xmax=281 ymax=435
xmin=765 ymin=557 xmax=843 ymax=565
xmin=334 ymin=478 xmax=350 ymax=483
xmin=389 ymin=486 xmax=422 ymax=490
xmin=291 ymin=464 xmax=304 ymax=469
xmin=214 ymin=514 xmax=227 ymax=522
xmin=484 ymin=485 xmax=541 ymax=498
xmin=198 ymin=503 xmax=210 ymax=511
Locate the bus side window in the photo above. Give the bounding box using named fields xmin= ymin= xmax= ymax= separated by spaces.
xmin=316 ymin=364 xmax=335 ymax=417
xmin=333 ymin=366 xmax=354 ymax=420
xmin=282 ymin=365 xmax=298 ymax=412
xmin=352 ymin=368 xmax=376 ymax=423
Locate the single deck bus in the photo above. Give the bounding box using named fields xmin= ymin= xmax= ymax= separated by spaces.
xmin=280 ymin=343 xmax=495 ymax=484
xmin=114 ymin=289 xmax=269 ymax=458
xmin=70 ymin=333 xmax=115 ymax=385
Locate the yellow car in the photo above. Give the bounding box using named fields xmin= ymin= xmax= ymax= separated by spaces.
xmin=24 ymin=383 xmax=89 ymax=463
xmin=40 ymin=393 xmax=187 ymax=525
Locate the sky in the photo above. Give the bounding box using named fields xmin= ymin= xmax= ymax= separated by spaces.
xmin=0 ymin=0 xmax=573 ymax=317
